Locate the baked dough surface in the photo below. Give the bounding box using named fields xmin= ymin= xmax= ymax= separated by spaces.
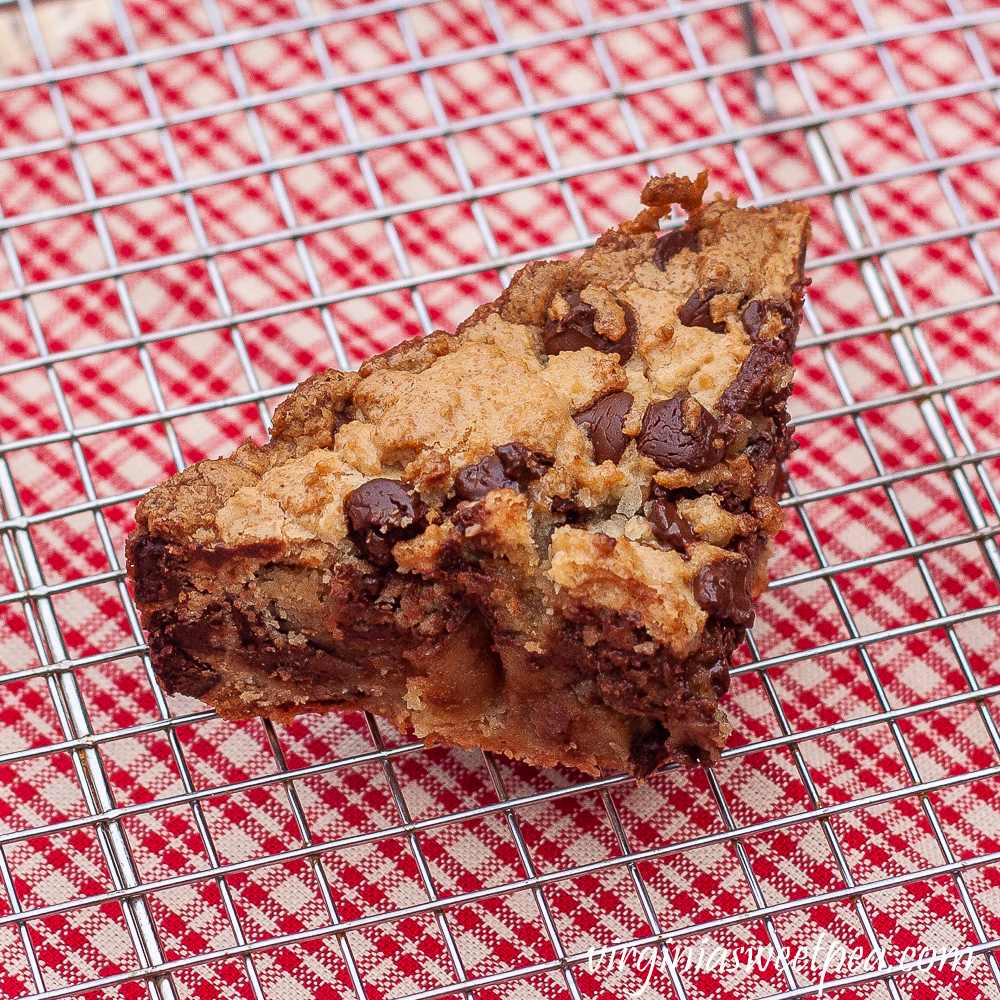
xmin=127 ymin=174 xmax=810 ymax=777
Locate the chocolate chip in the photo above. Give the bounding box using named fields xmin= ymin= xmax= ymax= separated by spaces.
xmin=619 ymin=299 xmax=638 ymax=361
xmin=542 ymin=290 xmax=636 ymax=362
xmin=648 ymin=495 xmax=697 ymax=553
xmin=718 ymin=342 xmax=790 ymax=418
xmin=637 ymin=395 xmax=725 ymax=472
xmin=693 ymin=557 xmax=754 ymax=626
xmin=653 ymin=227 xmax=699 ymax=269
xmin=741 ymin=299 xmax=766 ymax=339
xmin=715 ymin=295 xmax=803 ymax=423
xmin=629 ymin=720 xmax=671 ymax=778
xmin=344 ymin=478 xmax=428 ymax=567
xmin=573 ymin=391 xmax=633 ymax=464
xmin=454 ymin=443 xmax=552 ymax=501
xmin=454 ymin=454 xmax=517 ymax=501
xmin=742 ymin=298 xmax=799 ymax=360
xmin=495 ymin=442 xmax=552 ymax=483
xmin=551 ymin=495 xmax=585 ymax=523
xmin=677 ymin=289 xmax=726 ymax=334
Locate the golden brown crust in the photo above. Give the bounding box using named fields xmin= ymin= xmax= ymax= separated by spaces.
xmin=270 ymin=370 xmax=360 ymax=450
xmin=129 ymin=175 xmax=810 ymax=777
xmin=620 ymin=170 xmax=711 ymax=234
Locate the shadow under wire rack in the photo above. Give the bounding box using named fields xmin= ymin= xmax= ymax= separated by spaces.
xmin=0 ymin=0 xmax=999 ymax=997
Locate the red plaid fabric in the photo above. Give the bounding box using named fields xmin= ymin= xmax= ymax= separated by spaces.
xmin=0 ymin=0 xmax=999 ymax=998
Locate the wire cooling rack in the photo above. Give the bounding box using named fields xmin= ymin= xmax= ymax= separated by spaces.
xmin=1 ymin=0 xmax=999 ymax=997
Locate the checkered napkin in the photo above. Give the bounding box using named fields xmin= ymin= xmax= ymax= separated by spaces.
xmin=1 ymin=0 xmax=999 ymax=997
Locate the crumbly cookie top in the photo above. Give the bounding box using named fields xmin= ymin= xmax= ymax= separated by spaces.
xmin=136 ymin=173 xmax=810 ymax=650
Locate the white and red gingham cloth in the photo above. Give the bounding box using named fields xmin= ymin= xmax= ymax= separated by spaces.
xmin=0 ymin=1 xmax=999 ymax=998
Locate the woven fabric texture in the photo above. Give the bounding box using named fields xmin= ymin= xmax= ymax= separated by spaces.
xmin=0 ymin=0 xmax=999 ymax=998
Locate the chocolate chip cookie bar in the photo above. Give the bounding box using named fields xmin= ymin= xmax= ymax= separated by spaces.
xmin=127 ymin=173 xmax=810 ymax=777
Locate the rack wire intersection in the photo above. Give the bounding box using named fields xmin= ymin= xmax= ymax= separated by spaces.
xmin=0 ymin=0 xmax=998 ymax=997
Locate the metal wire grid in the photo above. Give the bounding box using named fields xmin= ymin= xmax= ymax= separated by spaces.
xmin=0 ymin=0 xmax=997 ymax=997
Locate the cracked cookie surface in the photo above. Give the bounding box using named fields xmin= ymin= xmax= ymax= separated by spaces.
xmin=127 ymin=173 xmax=810 ymax=777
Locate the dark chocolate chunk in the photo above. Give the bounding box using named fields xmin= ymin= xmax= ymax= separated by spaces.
xmin=693 ymin=556 xmax=755 ymax=626
xmin=629 ymin=720 xmax=672 ymax=778
xmin=454 ymin=454 xmax=518 ymax=501
xmin=742 ymin=298 xmax=799 ymax=360
xmin=573 ymin=392 xmax=633 ymax=464
xmin=648 ymin=495 xmax=697 ymax=553
xmin=653 ymin=227 xmax=700 ymax=269
xmin=355 ymin=570 xmax=386 ymax=599
xmin=551 ymin=494 xmax=585 ymax=524
xmin=718 ymin=342 xmax=790 ymax=417
xmin=677 ymin=289 xmax=727 ymax=334
xmin=344 ymin=478 xmax=428 ymax=567
xmin=741 ymin=299 xmax=767 ymax=340
xmin=732 ymin=530 xmax=766 ymax=563
xmin=637 ymin=395 xmax=725 ymax=473
xmin=619 ymin=298 xmax=638 ymax=362
xmin=495 ymin=442 xmax=552 ymax=483
xmin=454 ymin=443 xmax=552 ymax=501
xmin=542 ymin=290 xmax=636 ymax=362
